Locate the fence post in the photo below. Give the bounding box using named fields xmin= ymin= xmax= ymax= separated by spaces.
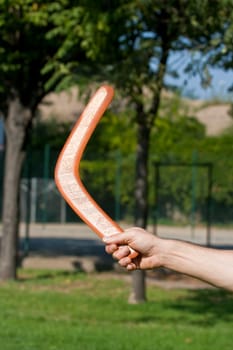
xmin=42 ymin=144 xmax=50 ymax=224
xmin=30 ymin=178 xmax=37 ymax=222
xmin=23 ymin=152 xmax=31 ymax=256
xmin=115 ymin=150 xmax=122 ymax=222
xmin=60 ymin=198 xmax=66 ymax=223
xmin=153 ymin=162 xmax=160 ymax=235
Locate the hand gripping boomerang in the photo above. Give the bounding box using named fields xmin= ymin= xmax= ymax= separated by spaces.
xmin=55 ymin=85 xmax=137 ymax=259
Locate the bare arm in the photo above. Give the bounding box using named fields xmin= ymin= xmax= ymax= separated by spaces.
xmin=103 ymin=227 xmax=233 ymax=291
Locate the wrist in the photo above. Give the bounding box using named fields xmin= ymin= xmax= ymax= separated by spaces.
xmin=155 ymin=238 xmax=177 ymax=269
xmin=149 ymin=237 xmax=174 ymax=269
xmin=158 ymin=239 xmax=198 ymax=275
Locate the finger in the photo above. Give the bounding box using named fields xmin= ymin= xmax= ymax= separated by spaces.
xmin=126 ymin=263 xmax=137 ymax=271
xmin=118 ymin=256 xmax=132 ymax=268
xmin=112 ymin=245 xmax=130 ymax=260
xmin=105 ymin=243 xmax=118 ymax=255
xmin=103 ymin=233 xmax=129 ymax=246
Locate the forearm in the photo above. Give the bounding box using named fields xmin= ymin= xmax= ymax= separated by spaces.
xmin=104 ymin=228 xmax=233 ymax=291
xmin=161 ymin=239 xmax=233 ymax=291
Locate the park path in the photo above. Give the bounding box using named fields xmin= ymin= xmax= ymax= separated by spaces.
xmin=12 ymin=222 xmax=233 ymax=271
xmin=1 ymin=222 xmax=233 ymax=271
xmin=18 ymin=222 xmax=233 ymax=245
xmin=1 ymin=222 xmax=232 ymax=289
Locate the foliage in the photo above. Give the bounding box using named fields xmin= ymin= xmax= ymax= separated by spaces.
xmin=83 ymin=107 xmax=137 ymax=214
xmin=203 ymin=0 xmax=233 ymax=72
xmin=148 ymin=97 xmax=233 ymax=224
xmin=182 ymin=0 xmax=233 ymax=92
xmin=1 ymin=0 xmax=232 ymax=282
xmin=84 ymin=109 xmax=137 ymax=158
xmin=148 ymin=101 xmax=206 ymax=222
xmin=30 ymin=118 xmax=71 ymax=149
xmin=0 ymin=269 xmax=232 ymax=350
xmin=0 ymin=0 xmax=110 ymax=109
xmin=0 ymin=0 xmax=116 ymax=280
xmin=81 ymin=0 xmax=233 ymax=241
xmin=28 ymin=91 xmax=233 ymax=225
xmin=94 ymin=0 xmax=230 ymax=96
xmin=197 ymin=134 xmax=233 ymax=223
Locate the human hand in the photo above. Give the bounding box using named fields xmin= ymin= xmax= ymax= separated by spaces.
xmin=103 ymin=227 xmax=164 ymax=271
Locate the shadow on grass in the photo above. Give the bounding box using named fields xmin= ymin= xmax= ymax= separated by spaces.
xmin=167 ymin=288 xmax=233 ymax=325
xmin=16 ymin=268 xmax=233 ymax=328
xmin=130 ymin=288 xmax=233 ymax=327
xmin=16 ymin=235 xmax=233 ymax=328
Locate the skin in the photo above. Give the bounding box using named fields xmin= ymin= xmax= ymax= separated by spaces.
xmin=103 ymin=227 xmax=233 ymax=291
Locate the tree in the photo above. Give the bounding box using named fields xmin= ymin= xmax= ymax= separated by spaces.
xmin=94 ymin=0 xmax=231 ymax=303
xmin=0 ymin=0 xmax=107 ymax=280
xmin=165 ymin=1 xmax=233 ymax=94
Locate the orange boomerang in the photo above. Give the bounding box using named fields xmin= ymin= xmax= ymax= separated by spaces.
xmin=55 ymin=85 xmax=137 ymax=259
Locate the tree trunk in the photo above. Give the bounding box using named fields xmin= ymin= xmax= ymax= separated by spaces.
xmin=0 ymin=96 xmax=31 ymax=280
xmin=129 ymin=121 xmax=150 ymax=304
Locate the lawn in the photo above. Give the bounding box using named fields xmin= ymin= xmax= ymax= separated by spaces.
xmin=0 ymin=269 xmax=232 ymax=350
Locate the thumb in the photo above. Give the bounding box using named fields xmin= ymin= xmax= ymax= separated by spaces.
xmin=103 ymin=232 xmax=132 ymax=246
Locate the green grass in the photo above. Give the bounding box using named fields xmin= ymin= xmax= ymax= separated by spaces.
xmin=0 ymin=269 xmax=232 ymax=350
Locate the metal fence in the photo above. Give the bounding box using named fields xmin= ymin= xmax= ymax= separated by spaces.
xmin=0 ymin=147 xmax=135 ymax=224
xmin=0 ymin=147 xmax=233 ymax=229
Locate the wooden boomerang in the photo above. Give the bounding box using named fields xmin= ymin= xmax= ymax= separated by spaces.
xmin=55 ymin=85 xmax=137 ymax=259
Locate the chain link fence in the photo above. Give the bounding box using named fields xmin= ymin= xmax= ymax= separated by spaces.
xmin=0 ymin=147 xmax=135 ymax=224
xmin=0 ymin=146 xmax=233 ymax=229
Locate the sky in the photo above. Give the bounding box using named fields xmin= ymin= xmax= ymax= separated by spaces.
xmin=167 ymin=67 xmax=233 ymax=101
xmin=165 ymin=51 xmax=233 ymax=101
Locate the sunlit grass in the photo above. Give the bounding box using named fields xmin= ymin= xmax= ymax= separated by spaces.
xmin=0 ymin=269 xmax=232 ymax=350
